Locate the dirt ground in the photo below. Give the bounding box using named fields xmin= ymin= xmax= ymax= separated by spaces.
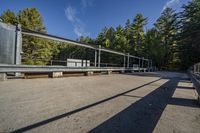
xmin=0 ymin=72 xmax=199 ymax=133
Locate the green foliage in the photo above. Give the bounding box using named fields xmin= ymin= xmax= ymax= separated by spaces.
xmin=0 ymin=9 xmax=18 ymax=24
xmin=131 ymin=14 xmax=147 ymax=55
xmin=114 ymin=25 xmax=129 ymax=52
xmin=96 ymin=27 xmax=115 ymax=48
xmin=154 ymin=7 xmax=178 ymax=69
xmin=178 ymin=0 xmax=200 ymax=69
xmin=144 ymin=28 xmax=166 ymax=67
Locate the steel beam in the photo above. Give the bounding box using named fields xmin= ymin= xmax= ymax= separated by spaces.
xmin=22 ymin=29 xmax=96 ymax=50
xmin=100 ymin=48 xmax=125 ymax=56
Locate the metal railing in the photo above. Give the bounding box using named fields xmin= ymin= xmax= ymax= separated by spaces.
xmin=0 ymin=23 xmax=155 ymax=77
xmin=189 ymin=63 xmax=200 ymax=102
xmin=21 ymin=27 xmax=152 ymax=69
xmin=50 ymin=60 xmax=120 ymax=67
xmin=0 ymin=64 xmax=128 ymax=73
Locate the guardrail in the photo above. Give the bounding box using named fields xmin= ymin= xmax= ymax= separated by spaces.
xmin=0 ymin=64 xmax=126 ymax=73
xmin=0 ymin=64 xmax=150 ymax=80
xmin=189 ymin=63 xmax=200 ymax=104
xmin=0 ymin=64 xmax=148 ymax=81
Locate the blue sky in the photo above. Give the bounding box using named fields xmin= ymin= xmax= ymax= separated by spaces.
xmin=0 ymin=0 xmax=191 ymax=40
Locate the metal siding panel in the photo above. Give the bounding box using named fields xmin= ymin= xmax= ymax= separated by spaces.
xmin=0 ymin=22 xmax=21 ymax=65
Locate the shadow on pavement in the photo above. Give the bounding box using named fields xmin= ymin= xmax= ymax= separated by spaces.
xmin=11 ymin=76 xmax=199 ymax=133
xmin=176 ymin=86 xmax=194 ymax=90
xmin=11 ymin=78 xmax=162 ymax=133
xmin=122 ymin=94 xmax=143 ymax=98
xmin=168 ymin=97 xmax=199 ymax=108
xmin=124 ymin=72 xmax=161 ymax=78
xmin=89 ymin=78 xmax=180 ymax=133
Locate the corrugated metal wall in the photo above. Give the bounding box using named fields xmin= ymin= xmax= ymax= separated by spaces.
xmin=0 ymin=22 xmax=22 ymax=65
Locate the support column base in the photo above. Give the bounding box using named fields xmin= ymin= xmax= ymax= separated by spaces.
xmin=0 ymin=73 xmax=7 ymax=81
xmin=50 ymin=72 xmax=63 ymax=78
xmin=85 ymin=71 xmax=93 ymax=76
xmin=107 ymin=71 xmax=112 ymax=75
xmin=120 ymin=70 xmax=125 ymax=74
xmin=131 ymin=70 xmax=135 ymax=73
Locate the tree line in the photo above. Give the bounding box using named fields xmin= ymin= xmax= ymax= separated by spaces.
xmin=0 ymin=0 xmax=199 ymax=70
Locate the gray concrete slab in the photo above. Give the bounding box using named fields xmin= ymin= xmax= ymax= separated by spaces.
xmin=0 ymin=72 xmax=199 ymax=133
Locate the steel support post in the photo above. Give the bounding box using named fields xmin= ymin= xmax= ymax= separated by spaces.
xmin=141 ymin=58 xmax=144 ymax=71
xmin=194 ymin=64 xmax=196 ymax=73
xmin=196 ymin=64 xmax=198 ymax=73
xmin=15 ymin=24 xmax=22 ymax=65
xmin=123 ymin=54 xmax=126 ymax=68
xmin=138 ymin=58 xmax=141 ymax=72
xmin=127 ymin=53 xmax=130 ymax=68
xmin=199 ymin=63 xmax=200 ymax=74
xmin=98 ymin=45 xmax=101 ymax=68
xmin=15 ymin=24 xmax=22 ymax=76
xmin=94 ymin=50 xmax=97 ymax=67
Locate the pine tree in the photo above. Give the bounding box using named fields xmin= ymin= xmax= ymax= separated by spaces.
xmin=155 ymin=7 xmax=178 ymax=69
xmin=178 ymin=0 xmax=200 ymax=69
xmin=0 ymin=9 xmax=17 ymax=24
xmin=114 ymin=25 xmax=129 ymax=52
xmin=144 ymin=28 xmax=166 ymax=68
xmin=131 ymin=14 xmax=147 ymax=56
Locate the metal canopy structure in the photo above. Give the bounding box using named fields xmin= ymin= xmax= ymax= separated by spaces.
xmin=21 ymin=27 xmax=151 ymax=68
xmin=0 ymin=23 xmax=155 ymax=80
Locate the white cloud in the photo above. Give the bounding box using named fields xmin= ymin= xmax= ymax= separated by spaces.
xmin=162 ymin=0 xmax=180 ymax=11
xmin=74 ymin=26 xmax=89 ymax=37
xmin=64 ymin=5 xmax=89 ymax=37
xmin=81 ymin=0 xmax=94 ymax=8
xmin=65 ymin=6 xmax=76 ymax=22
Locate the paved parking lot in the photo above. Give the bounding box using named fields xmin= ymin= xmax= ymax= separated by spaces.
xmin=0 ymin=72 xmax=199 ymax=133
